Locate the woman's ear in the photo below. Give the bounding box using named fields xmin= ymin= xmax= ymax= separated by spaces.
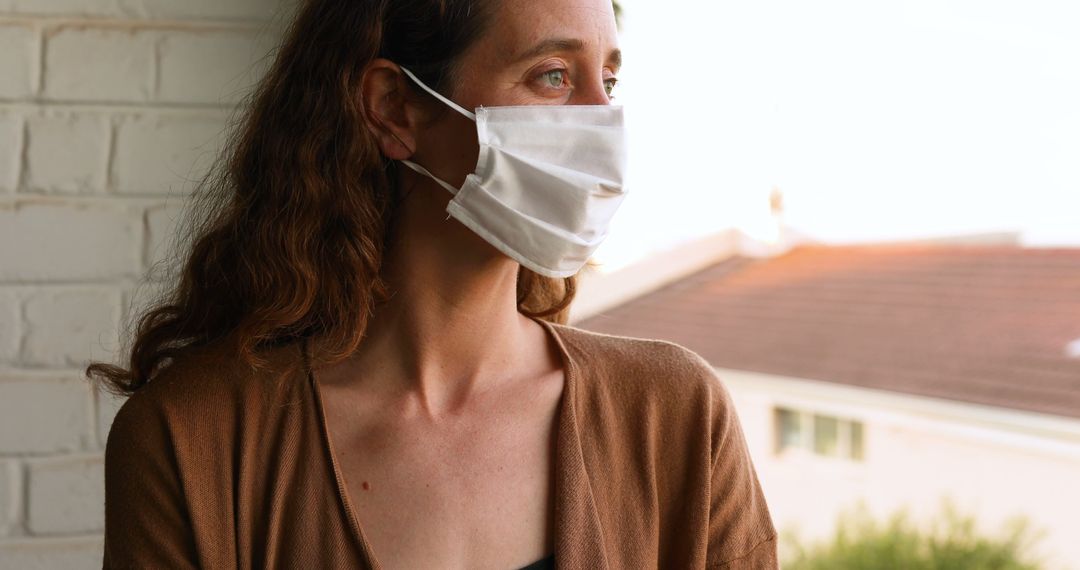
xmin=360 ymin=59 xmax=418 ymax=160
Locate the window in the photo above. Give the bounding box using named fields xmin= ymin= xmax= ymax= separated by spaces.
xmin=774 ymin=406 xmax=864 ymax=461
xmin=813 ymin=415 xmax=839 ymax=455
xmin=777 ymin=408 xmax=803 ymax=450
xmin=850 ymin=421 xmax=864 ymax=460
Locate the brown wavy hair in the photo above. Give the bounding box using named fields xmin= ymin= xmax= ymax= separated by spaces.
xmin=86 ymin=0 xmax=579 ymax=398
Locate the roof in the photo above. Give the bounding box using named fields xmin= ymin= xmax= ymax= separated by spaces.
xmin=577 ymin=244 xmax=1080 ymax=419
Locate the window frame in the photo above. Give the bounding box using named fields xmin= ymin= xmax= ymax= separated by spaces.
xmin=774 ymin=406 xmax=865 ymax=461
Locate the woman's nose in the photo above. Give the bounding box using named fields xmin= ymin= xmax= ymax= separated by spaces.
xmin=572 ymin=76 xmax=614 ymax=105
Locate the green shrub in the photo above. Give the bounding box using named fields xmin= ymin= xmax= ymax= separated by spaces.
xmin=783 ymin=501 xmax=1045 ymax=570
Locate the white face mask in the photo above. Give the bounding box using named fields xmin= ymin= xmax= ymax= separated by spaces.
xmin=397 ymin=66 xmax=629 ymax=278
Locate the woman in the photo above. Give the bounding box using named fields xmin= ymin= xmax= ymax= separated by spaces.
xmin=89 ymin=0 xmax=778 ymax=568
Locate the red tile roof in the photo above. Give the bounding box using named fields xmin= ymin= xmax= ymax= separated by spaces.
xmin=577 ymin=244 xmax=1080 ymax=419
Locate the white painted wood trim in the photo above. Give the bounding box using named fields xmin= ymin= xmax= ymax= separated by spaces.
xmin=570 ymin=229 xmax=740 ymax=323
xmin=717 ymin=367 xmax=1080 ymax=458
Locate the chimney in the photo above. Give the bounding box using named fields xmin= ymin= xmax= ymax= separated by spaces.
xmin=770 ymin=186 xmax=784 ymax=218
xmin=737 ymin=186 xmax=792 ymax=258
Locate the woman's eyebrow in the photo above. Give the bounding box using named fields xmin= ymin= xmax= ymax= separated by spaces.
xmin=609 ymin=48 xmax=622 ymax=72
xmin=512 ymin=38 xmax=585 ymax=63
xmin=511 ymin=37 xmax=623 ymax=71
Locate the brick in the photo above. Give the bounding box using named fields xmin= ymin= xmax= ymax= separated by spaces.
xmin=43 ymin=27 xmax=154 ymax=103
xmin=0 ymin=112 xmax=21 ymax=193
xmin=21 ymin=289 xmax=122 ymax=368
xmin=6 ymin=0 xmax=127 ymax=18
xmin=0 ymin=536 xmax=104 ymax=570
xmin=94 ymin=385 xmax=128 ymax=450
xmin=0 ymin=290 xmax=16 ymax=363
xmin=0 ymin=24 xmax=38 ymax=100
xmin=157 ymin=30 xmax=264 ymax=104
xmin=142 ymin=0 xmax=284 ymax=21
xmin=111 ymin=113 xmax=224 ymax=195
xmin=0 ymin=460 xmax=18 ymax=537
xmin=0 ymin=376 xmax=89 ymax=454
xmin=0 ymin=201 xmax=141 ymax=282
xmin=26 ymin=455 xmax=104 ymax=535
xmin=144 ymin=204 xmax=185 ymax=268
xmin=23 ymin=113 xmax=109 ymax=195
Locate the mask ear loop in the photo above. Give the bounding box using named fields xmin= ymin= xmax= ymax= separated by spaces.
xmin=398 ymin=66 xmax=477 ymax=121
xmin=375 ymin=122 xmax=458 ymax=213
xmin=399 ymin=160 xmax=457 ymax=220
xmin=395 ymin=66 xmax=472 ymax=218
xmin=398 ymin=159 xmax=461 ymax=198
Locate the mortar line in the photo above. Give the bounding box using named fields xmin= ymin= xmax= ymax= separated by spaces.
xmin=0 ymin=99 xmax=240 ymax=112
xmin=0 ymin=14 xmax=270 ymax=33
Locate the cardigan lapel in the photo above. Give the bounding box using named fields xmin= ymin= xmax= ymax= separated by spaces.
xmin=309 ymin=320 xmax=609 ymax=569
xmin=537 ymin=319 xmax=610 ymax=569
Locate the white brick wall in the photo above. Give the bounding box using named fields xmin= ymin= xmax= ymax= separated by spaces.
xmin=0 ymin=290 xmax=17 ymax=361
xmin=0 ymin=375 xmax=92 ymax=455
xmin=0 ymin=460 xmax=19 ymax=536
xmin=0 ymin=1 xmax=290 ymax=563
xmin=0 ymin=537 xmax=104 ymax=570
xmin=112 ymin=113 xmax=227 ymax=195
xmin=144 ymin=203 xmax=183 ymax=267
xmin=44 ymin=27 xmax=156 ymax=103
xmin=0 ymin=202 xmax=141 ymax=281
xmin=3 ymin=0 xmax=282 ymax=21
xmin=21 ymin=288 xmax=122 ymax=368
xmin=0 ymin=113 xmax=21 ymax=192
xmin=158 ymin=30 xmax=267 ymax=104
xmin=24 ymin=112 xmax=111 ymax=194
xmin=27 ymin=455 xmax=105 ymax=535
xmin=0 ymin=24 xmax=37 ymax=100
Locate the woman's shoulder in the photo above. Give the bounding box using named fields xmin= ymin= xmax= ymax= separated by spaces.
xmin=547 ymin=321 xmax=733 ymax=412
xmin=108 ymin=339 xmax=306 ymax=440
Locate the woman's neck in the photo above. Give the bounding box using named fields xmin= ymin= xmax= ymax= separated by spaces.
xmin=346 ymin=181 xmax=541 ymax=417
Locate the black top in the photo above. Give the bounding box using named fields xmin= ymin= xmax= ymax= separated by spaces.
xmin=517 ymin=553 xmax=555 ymax=570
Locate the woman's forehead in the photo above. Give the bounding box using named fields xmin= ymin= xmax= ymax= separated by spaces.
xmin=482 ymin=0 xmax=619 ymax=64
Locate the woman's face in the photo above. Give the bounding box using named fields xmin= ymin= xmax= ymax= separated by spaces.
xmin=419 ymin=0 xmax=618 ymax=176
xmin=364 ymin=0 xmax=620 ymax=207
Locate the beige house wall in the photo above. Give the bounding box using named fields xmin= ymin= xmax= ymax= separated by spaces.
xmin=722 ymin=368 xmax=1080 ymax=570
xmin=0 ymin=1 xmax=289 ymax=566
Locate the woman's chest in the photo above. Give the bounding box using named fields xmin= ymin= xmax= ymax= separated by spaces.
xmin=320 ymin=379 xmax=563 ymax=569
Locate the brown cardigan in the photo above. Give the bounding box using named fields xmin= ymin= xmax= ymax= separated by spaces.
xmin=103 ymin=318 xmax=778 ymax=569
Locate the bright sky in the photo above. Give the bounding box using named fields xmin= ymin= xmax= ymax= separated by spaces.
xmin=593 ymin=0 xmax=1080 ymax=271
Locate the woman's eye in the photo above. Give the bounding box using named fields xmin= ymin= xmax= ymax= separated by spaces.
xmin=542 ymin=69 xmax=567 ymax=88
xmin=604 ymin=77 xmax=619 ymax=97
